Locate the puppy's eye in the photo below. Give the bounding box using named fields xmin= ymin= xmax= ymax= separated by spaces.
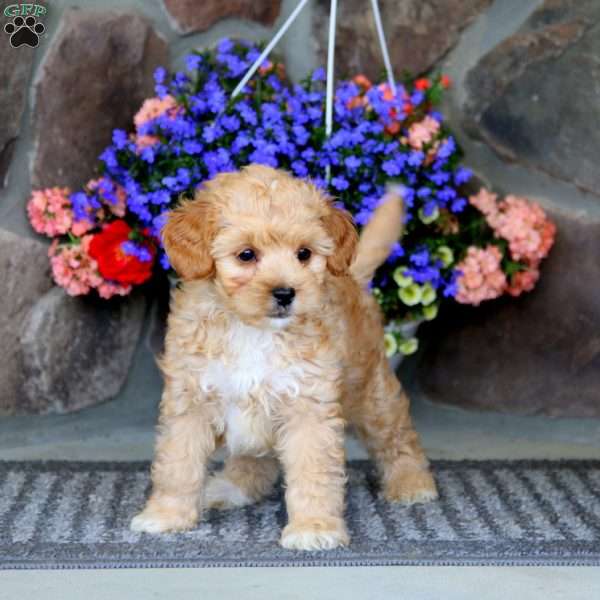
xmin=297 ymin=247 xmax=312 ymax=262
xmin=237 ymin=248 xmax=256 ymax=262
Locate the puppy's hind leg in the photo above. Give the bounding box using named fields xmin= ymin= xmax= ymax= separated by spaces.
xmin=205 ymin=455 xmax=279 ymax=510
xmin=352 ymin=365 xmax=438 ymax=505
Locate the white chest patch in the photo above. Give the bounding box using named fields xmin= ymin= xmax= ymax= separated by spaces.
xmin=198 ymin=320 xmax=303 ymax=455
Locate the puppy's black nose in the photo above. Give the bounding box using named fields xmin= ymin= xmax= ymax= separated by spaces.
xmin=272 ymin=287 xmax=295 ymax=307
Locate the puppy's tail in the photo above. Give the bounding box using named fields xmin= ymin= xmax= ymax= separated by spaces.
xmin=350 ymin=187 xmax=404 ymax=287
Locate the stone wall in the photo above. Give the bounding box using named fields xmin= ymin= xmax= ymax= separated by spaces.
xmin=0 ymin=0 xmax=597 ymax=415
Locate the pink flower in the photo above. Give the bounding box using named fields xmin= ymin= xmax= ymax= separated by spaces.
xmin=455 ymin=245 xmax=507 ymax=305
xmin=27 ymin=187 xmax=73 ymax=237
xmin=407 ymin=116 xmax=440 ymax=150
xmin=469 ymin=188 xmax=499 ymax=217
xmin=48 ymin=236 xmax=103 ymax=296
xmin=97 ymin=281 xmax=132 ymax=299
xmin=134 ymin=95 xmax=178 ymax=130
xmin=48 ymin=236 xmax=132 ymax=298
xmin=132 ymin=95 xmax=179 ymax=152
xmin=134 ymin=134 xmax=160 ymax=151
xmin=71 ymin=218 xmax=94 ymax=237
xmin=469 ymin=190 xmax=557 ymax=267
xmin=506 ymin=267 xmax=540 ymax=297
xmin=258 ymin=60 xmax=274 ymax=76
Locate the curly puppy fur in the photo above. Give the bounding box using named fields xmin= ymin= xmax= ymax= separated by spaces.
xmin=131 ymin=165 xmax=437 ymax=550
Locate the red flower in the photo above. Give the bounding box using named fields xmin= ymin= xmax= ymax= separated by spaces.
xmin=414 ymin=78 xmax=431 ymax=91
xmin=88 ymin=220 xmax=156 ymax=285
xmin=440 ymin=74 xmax=452 ymax=88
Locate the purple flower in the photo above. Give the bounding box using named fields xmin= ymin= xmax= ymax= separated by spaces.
xmin=153 ymin=212 xmax=169 ymax=239
xmin=354 ymin=209 xmax=372 ymax=226
xmin=112 ymin=129 xmax=128 ymax=150
xmin=438 ymin=137 xmax=456 ymax=159
xmin=410 ymin=248 xmax=430 ymax=267
xmin=451 ymin=197 xmax=467 ymax=212
xmin=344 ymin=155 xmax=362 ymax=170
xmin=291 ymin=160 xmax=308 ymax=177
xmin=162 ymin=176 xmax=180 ymax=191
xmin=411 ymin=90 xmax=425 ymax=106
xmin=99 ymin=147 xmax=118 ymax=169
xmin=382 ymin=159 xmax=401 ymax=177
xmin=292 ymin=125 xmax=309 ymax=145
xmin=249 ymin=150 xmax=278 ymax=168
xmin=202 ymin=124 xmax=223 ymax=143
xmin=388 ymin=242 xmax=404 ymax=260
xmin=205 ymin=84 xmax=226 ymax=114
xmin=312 ymin=67 xmax=326 ymax=82
xmin=183 ymin=140 xmax=203 ymax=155
xmin=423 ymin=200 xmax=437 ymax=216
xmin=407 ymin=150 xmax=425 ymax=167
xmin=155 ymin=83 xmax=168 ymax=99
xmin=235 ymin=102 xmax=257 ymax=125
xmin=454 ymin=167 xmax=472 ymax=185
xmin=148 ymin=190 xmax=171 ymax=206
xmin=221 ymin=115 xmax=241 ymax=132
xmin=232 ymin=133 xmax=251 ymax=152
xmin=185 ymin=53 xmax=203 ymax=72
xmin=429 ymin=171 xmax=450 ymax=185
xmin=121 ymin=240 xmax=153 ymax=262
xmin=331 ymin=176 xmax=349 ymax=191
xmin=70 ymin=192 xmax=94 ymax=222
xmin=159 ymin=251 xmax=171 ymax=270
xmin=154 ymin=67 xmax=166 ymax=84
xmin=217 ymin=38 xmax=234 ymax=53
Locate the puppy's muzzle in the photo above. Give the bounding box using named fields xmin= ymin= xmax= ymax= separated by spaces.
xmin=269 ymin=287 xmax=295 ymax=318
xmin=272 ymin=287 xmax=295 ymax=307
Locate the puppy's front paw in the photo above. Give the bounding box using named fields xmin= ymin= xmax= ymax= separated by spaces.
xmin=384 ymin=467 xmax=438 ymax=505
xmin=130 ymin=504 xmax=198 ymax=534
xmin=280 ymin=518 xmax=349 ymax=551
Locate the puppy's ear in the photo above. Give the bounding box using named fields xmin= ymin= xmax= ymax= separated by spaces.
xmin=161 ymin=195 xmax=217 ymax=281
xmin=322 ymin=204 xmax=359 ymax=275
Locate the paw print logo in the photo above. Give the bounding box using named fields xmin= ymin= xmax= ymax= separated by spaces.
xmin=4 ymin=15 xmax=45 ymax=48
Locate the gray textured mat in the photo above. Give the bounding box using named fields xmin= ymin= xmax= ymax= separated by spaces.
xmin=1 ymin=460 xmax=599 ymax=568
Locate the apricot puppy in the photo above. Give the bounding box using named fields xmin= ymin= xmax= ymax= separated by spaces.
xmin=131 ymin=165 xmax=437 ymax=550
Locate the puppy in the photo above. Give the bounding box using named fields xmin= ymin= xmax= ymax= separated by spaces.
xmin=131 ymin=165 xmax=437 ymax=550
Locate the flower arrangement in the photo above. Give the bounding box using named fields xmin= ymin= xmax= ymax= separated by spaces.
xmin=26 ymin=39 xmax=555 ymax=357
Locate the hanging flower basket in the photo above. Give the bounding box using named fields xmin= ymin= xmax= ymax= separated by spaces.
xmin=26 ymin=39 xmax=556 ymax=357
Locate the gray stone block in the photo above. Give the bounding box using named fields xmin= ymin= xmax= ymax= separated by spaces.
xmin=162 ymin=0 xmax=281 ymax=34
xmin=313 ymin=0 xmax=493 ymax=80
xmin=31 ymin=8 xmax=168 ymax=189
xmin=0 ymin=228 xmax=52 ymax=414
xmin=0 ymin=30 xmax=34 ymax=187
xmin=464 ymin=0 xmax=600 ymax=197
xmin=20 ymin=287 xmax=146 ymax=414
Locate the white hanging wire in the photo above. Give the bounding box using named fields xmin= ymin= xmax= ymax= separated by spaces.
xmin=230 ymin=0 xmax=397 ymax=183
xmin=324 ymin=0 xmax=338 ymax=182
xmin=370 ymin=0 xmax=397 ymax=95
xmin=231 ymin=0 xmax=311 ymax=99
xmin=324 ymin=0 xmax=338 ymax=139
